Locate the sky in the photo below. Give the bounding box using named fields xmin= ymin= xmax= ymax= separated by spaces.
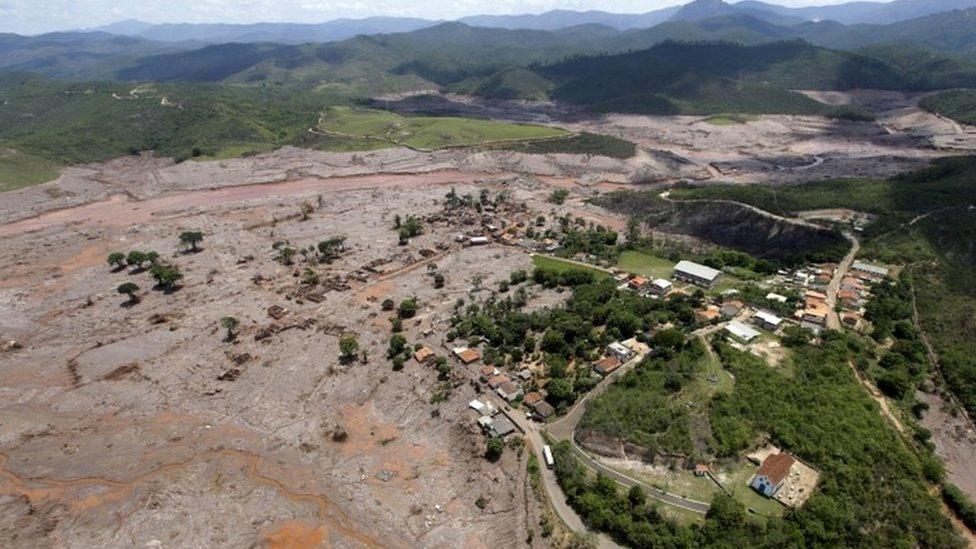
xmin=0 ymin=0 xmax=896 ymax=35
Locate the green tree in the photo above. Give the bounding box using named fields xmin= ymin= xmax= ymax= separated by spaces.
xmin=149 ymin=264 xmax=183 ymax=291
xmin=398 ymin=298 xmax=419 ymax=319
xmin=433 ymin=273 xmax=445 ymax=289
xmin=279 ymin=247 xmax=297 ymax=266
xmin=627 ymin=485 xmax=646 ymax=508
xmin=117 ymin=282 xmax=140 ymax=304
xmin=339 ymin=334 xmax=359 ymax=364
xmin=107 ymin=252 xmax=126 ymax=270
xmin=549 ymin=188 xmax=570 ymax=205
xmin=145 ymin=251 xmax=160 ymax=266
xmin=485 ymin=437 xmax=504 ymax=461
xmin=317 ymin=237 xmax=347 ymax=260
xmin=179 ymin=231 xmax=204 ymax=252
xmin=381 ymin=298 xmax=395 ymax=312
xmin=126 ymin=251 xmax=147 ymax=269
xmin=388 ymin=334 xmax=407 ymax=358
xmin=220 ymin=316 xmax=239 ymax=341
xmin=625 ymin=216 xmax=642 ymax=247
xmin=547 ymin=378 xmax=575 ymax=405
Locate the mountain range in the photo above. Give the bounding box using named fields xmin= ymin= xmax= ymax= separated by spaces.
xmin=82 ymin=0 xmax=976 ymax=43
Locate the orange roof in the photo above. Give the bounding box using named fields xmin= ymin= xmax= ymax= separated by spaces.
xmin=414 ymin=347 xmax=434 ymax=363
xmin=456 ymin=348 xmax=481 ymax=364
xmin=629 ymin=276 xmax=648 ymax=288
xmin=757 ymin=453 xmax=795 ymax=486
xmin=805 ymin=290 xmax=827 ymax=301
xmin=838 ymin=290 xmax=859 ymax=300
xmin=488 ymin=374 xmax=510 ymax=388
xmin=523 ymin=391 xmax=544 ymax=405
xmin=695 ymin=307 xmax=720 ymax=321
xmin=593 ymin=356 xmax=622 ymax=374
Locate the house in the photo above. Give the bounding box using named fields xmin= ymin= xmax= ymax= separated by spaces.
xmin=838 ymin=290 xmax=861 ymax=310
xmin=480 ymin=365 xmax=500 ymax=382
xmin=621 ymin=338 xmax=649 ymax=355
xmin=523 ymin=392 xmax=544 ymax=407
xmin=453 ymin=347 xmax=482 ymax=365
xmin=414 ymin=346 xmax=435 ymax=364
xmin=726 ymin=321 xmax=760 ymax=343
xmin=673 ymin=260 xmax=722 ymax=288
xmin=489 ymin=416 xmax=517 ymax=438
xmin=530 ymin=400 xmax=555 ymax=420
xmin=648 ymin=278 xmax=673 ymax=296
xmin=607 ymin=342 xmax=634 ymax=362
xmin=628 ymin=276 xmax=649 ymax=291
xmin=469 ymin=399 xmax=498 ymax=417
xmin=803 ymin=296 xmax=830 ymax=326
xmin=766 ymin=292 xmax=788 ymax=304
xmin=851 ymin=261 xmax=889 ymax=280
xmin=496 ymin=381 xmax=523 ymax=402
xmin=593 ymin=356 xmax=622 ymax=376
xmin=753 ymin=311 xmax=784 ymax=332
xmin=695 ymin=305 xmax=721 ymax=324
xmin=751 ymin=453 xmax=796 ymax=497
xmin=518 ymin=368 xmax=533 ymax=381
xmin=469 ymin=236 xmax=490 ymax=246
xmin=721 ymin=300 xmax=744 ymax=319
xmin=488 ymin=374 xmax=511 ymax=390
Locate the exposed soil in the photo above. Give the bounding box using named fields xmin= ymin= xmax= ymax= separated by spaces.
xmin=1 ymin=93 xmax=974 ymax=546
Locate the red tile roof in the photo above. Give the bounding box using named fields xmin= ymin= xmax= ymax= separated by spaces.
xmin=757 ymin=453 xmax=795 ymax=486
xmin=524 ymin=391 xmax=544 ymax=405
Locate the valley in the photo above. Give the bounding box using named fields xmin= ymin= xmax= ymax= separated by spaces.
xmin=4 ymin=0 xmax=976 ymax=547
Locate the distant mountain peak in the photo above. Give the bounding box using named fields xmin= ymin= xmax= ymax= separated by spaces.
xmin=672 ymin=0 xmax=739 ymax=22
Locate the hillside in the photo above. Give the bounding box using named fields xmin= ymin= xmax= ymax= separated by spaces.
xmin=537 ymin=41 xmax=924 ymax=115
xmin=920 ymin=90 xmax=976 ymax=125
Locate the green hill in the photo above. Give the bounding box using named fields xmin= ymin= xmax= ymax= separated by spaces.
xmin=920 ymin=90 xmax=976 ymax=125
xmin=537 ymin=40 xmax=910 ymax=115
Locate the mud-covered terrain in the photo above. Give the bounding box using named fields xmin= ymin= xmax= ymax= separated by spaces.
xmin=1 ymin=93 xmax=975 ymax=548
xmin=0 ymin=171 xmax=606 ymax=547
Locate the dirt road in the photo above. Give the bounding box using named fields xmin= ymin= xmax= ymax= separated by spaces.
xmin=825 ymin=232 xmax=860 ymax=330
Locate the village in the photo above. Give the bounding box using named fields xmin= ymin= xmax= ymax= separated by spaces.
xmin=370 ymin=185 xmax=900 ymax=519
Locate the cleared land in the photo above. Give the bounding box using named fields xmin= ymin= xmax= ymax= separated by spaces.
xmin=315 ymin=106 xmax=570 ymax=151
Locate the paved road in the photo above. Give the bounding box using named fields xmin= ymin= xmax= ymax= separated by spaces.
xmin=496 ymin=401 xmax=622 ymax=549
xmin=545 ymin=351 xmax=712 ymax=515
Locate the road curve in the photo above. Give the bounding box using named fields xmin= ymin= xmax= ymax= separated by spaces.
xmin=546 ymin=352 xmax=712 ymax=515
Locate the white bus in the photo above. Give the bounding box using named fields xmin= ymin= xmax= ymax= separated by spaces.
xmin=542 ymin=445 xmax=555 ymax=469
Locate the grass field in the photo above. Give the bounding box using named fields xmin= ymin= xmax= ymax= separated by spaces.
xmin=317 ymin=106 xmax=570 ymax=151
xmin=532 ymin=255 xmax=611 ymax=280
xmin=0 ymin=149 xmax=61 ymax=191
xmin=615 ymin=251 xmax=676 ymax=279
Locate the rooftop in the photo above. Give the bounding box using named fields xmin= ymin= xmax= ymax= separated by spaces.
xmin=757 ymin=452 xmax=796 ymax=486
xmin=852 ymin=261 xmax=890 ymax=277
xmin=674 ymin=260 xmax=721 ymax=282
xmin=727 ymin=321 xmax=760 ymax=342
xmin=754 ymin=311 xmax=783 ymax=326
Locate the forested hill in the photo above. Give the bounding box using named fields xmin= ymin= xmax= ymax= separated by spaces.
xmin=536 ymin=41 xmax=976 ymax=115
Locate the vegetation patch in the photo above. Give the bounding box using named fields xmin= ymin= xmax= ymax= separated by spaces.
xmin=485 ymin=132 xmax=637 ymax=159
xmin=0 ymin=149 xmax=60 ymax=191
xmin=316 ymin=106 xmax=569 ymax=151
xmin=920 ymin=90 xmax=976 ymax=126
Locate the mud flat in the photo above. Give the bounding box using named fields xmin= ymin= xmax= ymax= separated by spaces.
xmin=919 ymin=390 xmax=976 ymax=500
xmin=0 ymin=173 xmax=593 ymax=547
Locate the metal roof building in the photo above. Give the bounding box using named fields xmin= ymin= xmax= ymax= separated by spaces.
xmin=851 ymin=261 xmax=889 ymax=278
xmin=726 ymin=320 xmax=761 ymax=343
xmin=673 ymin=260 xmax=722 ymax=287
